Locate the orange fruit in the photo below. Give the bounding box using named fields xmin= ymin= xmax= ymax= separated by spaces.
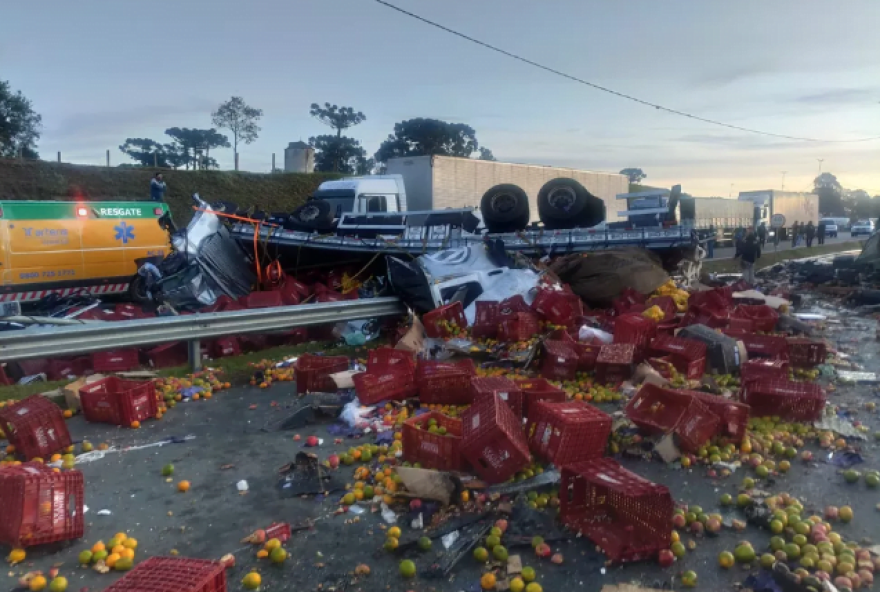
xmin=105 ymin=553 xmax=120 ymax=568
xmin=91 ymin=541 xmax=106 ymax=554
xmin=28 ymin=576 xmax=47 ymax=592
xmin=192 ymin=394 xmax=200 ymax=401
xmin=120 ymin=548 xmax=135 ymax=560
xmin=242 ymin=572 xmax=261 ymax=590
xmin=62 ymin=410 xmax=73 ymax=419
xmin=481 ymin=572 xmax=497 ymax=590
xmin=155 ymin=413 xmax=163 ymax=420
xmin=50 ymin=454 xmax=62 ymax=462
xmin=111 ymin=545 xmax=125 ymax=555
xmin=130 ymin=421 xmax=140 ymax=429
xmin=177 ymin=480 xmax=191 ymax=492
xmin=8 ymin=548 xmax=26 ymax=563
xmin=122 ymin=538 xmax=137 ymax=549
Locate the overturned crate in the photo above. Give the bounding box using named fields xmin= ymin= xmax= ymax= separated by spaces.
xmin=525 ymin=401 xmax=611 ymax=465
xmin=471 ymin=377 xmax=524 ymax=419
xmin=416 ymin=359 xmax=476 ymax=406
xmin=647 ymin=335 xmax=707 ymax=380
xmin=0 ymin=396 xmax=72 ymax=461
xmin=461 ymin=393 xmax=530 ymax=484
xmin=515 ymin=378 xmax=566 ymax=419
xmin=625 ymin=384 xmax=721 ymax=452
xmin=102 ymin=556 xmax=226 ymax=592
xmin=560 ymin=458 xmax=673 ymax=563
xmin=740 ymin=379 xmax=825 ymax=422
xmin=402 ymin=412 xmax=463 ymax=471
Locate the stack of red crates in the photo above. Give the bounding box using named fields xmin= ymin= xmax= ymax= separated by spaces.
xmin=294 ymin=354 xmax=349 ymax=394
xmin=541 ymin=339 xmax=581 ymax=381
xmin=0 ymin=462 xmax=84 ymax=547
xmin=0 ymin=396 xmax=72 ymax=460
xmin=402 ymin=412 xmax=463 ymax=471
xmin=353 ymin=348 xmax=417 ymax=405
xmin=625 ymin=384 xmax=721 ymax=452
xmin=416 ymin=359 xmax=476 ymax=405
xmin=560 ymin=458 xmax=673 ymax=563
xmin=515 ymin=378 xmax=566 ymax=418
xmin=422 ymin=302 xmax=468 ymax=338
xmin=471 ymin=301 xmax=500 ymax=339
xmin=740 ymin=379 xmax=825 ymax=422
xmin=79 ymin=377 xmax=157 ymax=427
xmin=647 ymin=335 xmax=707 ymax=379
xmin=525 ymin=401 xmax=612 ymax=465
xmin=461 ymin=393 xmax=530 ymax=483
xmin=471 ymin=377 xmax=524 ymax=418
xmin=676 ymin=389 xmax=751 ymax=442
xmin=595 ymin=344 xmax=636 ymax=384
xmin=102 ymin=556 xmax=227 ymax=592
xmin=613 ymin=314 xmax=657 ymax=360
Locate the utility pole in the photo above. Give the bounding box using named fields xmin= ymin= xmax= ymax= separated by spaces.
xmin=817 ymin=159 xmax=824 ymax=175
xmin=729 ymin=183 xmax=735 ymax=198
xmin=781 ymin=171 xmax=787 ymax=191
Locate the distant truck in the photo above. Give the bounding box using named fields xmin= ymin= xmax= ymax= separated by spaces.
xmin=679 ymin=196 xmax=754 ymax=242
xmin=738 ymin=190 xmax=819 ymax=230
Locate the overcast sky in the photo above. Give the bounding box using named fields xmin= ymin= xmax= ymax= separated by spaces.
xmin=2 ymin=0 xmax=879 ymax=196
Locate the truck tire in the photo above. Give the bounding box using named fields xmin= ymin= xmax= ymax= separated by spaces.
xmin=128 ymin=274 xmax=151 ymax=305
xmin=290 ymin=200 xmax=335 ymax=231
xmin=537 ymin=178 xmax=605 ymax=229
xmin=480 ymin=184 xmax=530 ymax=233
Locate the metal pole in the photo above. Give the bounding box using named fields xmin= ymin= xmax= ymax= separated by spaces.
xmin=817 ymin=159 xmax=824 ymax=175
xmin=106 ymin=150 xmax=110 ymax=167
xmin=187 ymin=339 xmax=202 ymax=372
xmin=235 ymin=152 xmax=239 ymax=171
xmin=781 ymin=171 xmax=786 ymax=191
xmin=154 ymin=152 xmax=158 ymax=168
xmin=57 ymin=152 xmax=61 ymax=163
xmin=272 ymin=153 xmax=275 ymax=172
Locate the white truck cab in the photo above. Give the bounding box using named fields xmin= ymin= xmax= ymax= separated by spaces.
xmin=311 ymin=175 xmax=408 ymax=216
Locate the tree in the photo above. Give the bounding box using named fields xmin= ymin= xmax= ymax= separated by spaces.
xmin=119 ymin=138 xmax=171 ymax=167
xmin=0 ymin=80 xmax=42 ymax=158
xmin=478 ymin=147 xmax=496 ymax=161
xmin=165 ymin=127 xmax=229 ymax=170
xmin=310 ymin=103 xmax=366 ymax=139
xmin=374 ymin=118 xmax=479 ymax=163
xmin=212 ymin=96 xmax=263 ymax=170
xmin=310 ymin=135 xmax=367 ymax=175
xmin=813 ymin=172 xmax=844 ymax=216
xmin=619 ymin=168 xmax=646 ymax=184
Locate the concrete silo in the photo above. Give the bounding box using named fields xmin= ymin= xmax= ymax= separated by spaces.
xmin=284 ymin=141 xmax=315 ymax=173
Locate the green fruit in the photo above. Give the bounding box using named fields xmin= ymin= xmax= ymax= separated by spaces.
xmin=399 ymin=559 xmax=416 ymax=578
xmin=114 ymin=557 xmax=133 ymax=571
xmin=92 ymin=550 xmax=108 ymax=563
xmin=485 ymin=535 xmax=500 ymax=549
xmin=78 ymin=550 xmax=93 ymax=565
xmin=784 ymin=543 xmax=801 ymax=560
xmin=719 ymin=493 xmax=733 ymax=506
xmin=493 ymin=545 xmax=509 ymax=561
xmin=418 ymin=537 xmax=432 ymax=551
xmin=734 ymin=544 xmax=756 ymax=563
xmin=162 ymin=464 xmax=174 ymax=476
xmin=866 ymin=473 xmax=880 ymax=488
xmin=844 ymin=469 xmax=860 ymax=483
xmin=770 ymin=536 xmax=785 ymax=551
xmin=761 ymin=553 xmax=776 ymax=568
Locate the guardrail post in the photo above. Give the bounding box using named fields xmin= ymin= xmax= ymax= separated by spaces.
xmin=188 ymin=339 xmax=202 ymax=372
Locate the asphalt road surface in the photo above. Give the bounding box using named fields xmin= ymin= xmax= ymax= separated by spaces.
xmin=709 ymin=233 xmax=858 ymax=260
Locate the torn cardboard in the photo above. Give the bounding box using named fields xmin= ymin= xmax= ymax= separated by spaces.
xmin=329 ymin=370 xmax=358 ymax=390
xmin=395 ymin=467 xmax=459 ymax=505
xmin=395 ymin=316 xmax=425 ymax=355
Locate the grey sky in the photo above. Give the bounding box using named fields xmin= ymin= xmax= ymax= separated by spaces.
xmin=2 ymin=0 xmax=879 ymax=196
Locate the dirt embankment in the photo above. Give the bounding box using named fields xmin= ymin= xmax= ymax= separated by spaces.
xmin=0 ymin=159 xmax=340 ymax=222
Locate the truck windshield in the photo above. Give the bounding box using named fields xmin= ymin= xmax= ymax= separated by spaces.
xmin=311 ymin=189 xmax=355 ymax=216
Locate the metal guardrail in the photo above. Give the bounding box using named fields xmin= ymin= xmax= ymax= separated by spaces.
xmin=0 ymin=297 xmax=406 ymax=371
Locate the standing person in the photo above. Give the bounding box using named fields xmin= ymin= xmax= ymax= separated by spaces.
xmin=736 ymin=228 xmax=761 ymax=285
xmin=805 ymin=221 xmax=816 ymax=247
xmin=791 ymin=222 xmax=799 ymax=247
xmin=734 ymin=226 xmax=744 ymax=257
xmin=757 ymin=223 xmax=767 ymax=248
xmin=775 ymin=225 xmax=783 ymax=247
xmin=817 ymin=219 xmax=826 ymax=245
xmin=150 ymin=173 xmax=167 ymax=202
xmin=706 ymin=224 xmax=716 ymax=259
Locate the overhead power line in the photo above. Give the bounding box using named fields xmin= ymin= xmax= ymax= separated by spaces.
xmin=374 ymin=0 xmax=880 ymax=144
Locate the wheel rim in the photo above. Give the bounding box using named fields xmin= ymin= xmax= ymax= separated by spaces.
xmin=299 ymin=205 xmax=320 ymax=222
xmin=491 ymin=193 xmax=516 ymax=214
xmin=547 ymin=187 xmax=577 ymax=211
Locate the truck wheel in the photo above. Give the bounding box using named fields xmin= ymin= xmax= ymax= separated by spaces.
xmin=128 ymin=274 xmax=152 ymax=305
xmin=480 ymin=184 xmax=530 ymax=233
xmin=290 ymin=200 xmax=335 ymax=231
xmin=537 ymin=178 xmax=605 ymax=229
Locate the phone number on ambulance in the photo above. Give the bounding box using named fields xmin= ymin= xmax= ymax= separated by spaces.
xmin=19 ymin=270 xmax=77 ymax=279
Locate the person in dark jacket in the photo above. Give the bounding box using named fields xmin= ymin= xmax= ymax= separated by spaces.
xmin=705 ymin=224 xmax=716 ymax=259
xmin=150 ymin=173 xmax=167 ymax=202
xmin=805 ymin=221 xmax=816 ymax=247
xmin=817 ymin=220 xmax=826 ymax=245
xmin=736 ymin=228 xmax=761 ymax=284
xmin=757 ymin=223 xmax=767 ymax=248
xmin=791 ymin=222 xmax=800 ymax=247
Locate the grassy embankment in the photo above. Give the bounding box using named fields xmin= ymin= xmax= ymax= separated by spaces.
xmin=701 ymin=241 xmax=864 ymax=274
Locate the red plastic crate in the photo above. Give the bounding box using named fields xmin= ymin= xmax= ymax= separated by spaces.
xmin=210 ymin=337 xmax=241 ymax=358
xmin=725 ymin=331 xmax=789 ymax=359
xmin=239 ymin=290 xmax=283 ymax=309
xmin=497 ymin=295 xmax=532 ymax=318
xmin=541 ymin=339 xmax=580 ymax=381
xmin=560 ymin=458 xmax=673 ymax=564
xmin=787 ymin=338 xmax=827 ymax=368
xmin=146 ymin=342 xmax=189 ymax=369
xmin=367 ymin=347 xmax=415 ymax=373
xmin=573 ymin=340 xmax=603 ymax=371
xmin=612 ymin=287 xmax=648 ymax=315
xmin=471 ymin=301 xmax=499 ymax=339
xmin=727 ymin=317 xmax=755 ymax=332
xmin=595 ymin=344 xmax=636 ymax=384
xmin=402 ymin=412 xmax=463 ymax=471
xmin=239 ymin=333 xmax=270 ymax=352
xmin=648 ymin=335 xmax=707 ymax=379
xmin=625 ymin=384 xmax=720 ymax=452
xmin=471 ymin=377 xmax=524 ymax=419
xmin=0 ymin=363 xmax=11 ymax=386
xmin=92 ymin=349 xmax=140 ymax=372
xmin=294 ymin=354 xmax=349 ymax=394
xmin=732 ymin=305 xmax=779 ymax=332
xmin=0 ymin=463 xmax=84 ymax=547
xmin=461 ymin=393 xmax=530 ymax=484
xmin=644 ymin=296 xmax=677 ymax=322
xmin=515 ymin=378 xmax=566 ymax=418
xmin=532 ymin=288 xmax=583 ymax=327
xmin=689 ymin=287 xmax=732 ymax=310
xmin=284 ymin=276 xmax=312 ymax=298
xmin=46 ymin=358 xmax=80 ymax=381
xmin=0 ymin=396 xmax=72 ymax=460
xmin=740 ymin=379 xmax=825 ymax=422
xmin=740 ymin=358 xmax=789 ymax=383
xmin=683 ymin=390 xmax=751 ymax=442
xmin=613 ymin=314 xmax=657 ymax=350
xmin=416 ymin=359 xmax=477 ymax=405
xmin=525 ymin=401 xmax=612 ymax=465
xmin=102 ymin=556 xmax=227 ymax=592
xmin=353 ymin=367 xmax=418 ymax=405
xmin=423 ymin=302 xmax=468 ymax=338
xmin=113 ymin=303 xmax=145 ymax=321
xmin=498 ymin=312 xmax=540 ymax=342
xmin=80 ymin=377 xmax=157 ymax=427
xmin=687 ymin=304 xmax=730 ymax=328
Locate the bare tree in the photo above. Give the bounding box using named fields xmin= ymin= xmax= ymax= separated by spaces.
xmin=212 ymin=96 xmax=263 ymax=170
